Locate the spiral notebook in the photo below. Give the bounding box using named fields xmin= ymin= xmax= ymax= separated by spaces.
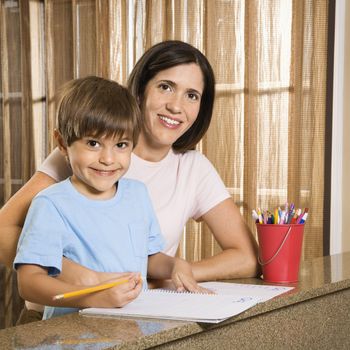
xmin=80 ymin=282 xmax=293 ymax=323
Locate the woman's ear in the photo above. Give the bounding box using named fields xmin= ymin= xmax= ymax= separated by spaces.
xmin=54 ymin=129 xmax=68 ymax=156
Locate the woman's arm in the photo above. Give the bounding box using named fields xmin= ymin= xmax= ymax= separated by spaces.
xmin=191 ymin=198 xmax=260 ymax=281
xmin=17 ymin=264 xmax=141 ymax=308
xmin=0 ymin=172 xmax=56 ymax=267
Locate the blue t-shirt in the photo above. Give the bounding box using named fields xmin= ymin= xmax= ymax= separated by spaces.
xmin=14 ymin=178 xmax=164 ymax=319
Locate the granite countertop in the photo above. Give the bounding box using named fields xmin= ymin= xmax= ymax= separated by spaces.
xmin=1 ymin=252 xmax=350 ymax=349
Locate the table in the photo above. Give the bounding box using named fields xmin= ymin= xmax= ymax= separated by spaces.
xmin=1 ymin=252 xmax=350 ymax=349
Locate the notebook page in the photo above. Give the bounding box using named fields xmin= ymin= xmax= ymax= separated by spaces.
xmin=199 ymin=282 xmax=293 ymax=301
xmin=80 ymin=289 xmax=261 ymax=323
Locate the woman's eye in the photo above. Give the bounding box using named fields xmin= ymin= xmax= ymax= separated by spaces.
xmin=159 ymin=83 xmax=171 ymax=92
xmin=87 ymin=140 xmax=100 ymax=148
xmin=188 ymin=92 xmax=200 ymax=101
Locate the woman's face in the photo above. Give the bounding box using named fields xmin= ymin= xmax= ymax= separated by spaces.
xmin=140 ymin=63 xmax=204 ymax=151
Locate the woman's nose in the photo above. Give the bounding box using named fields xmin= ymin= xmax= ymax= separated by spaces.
xmin=166 ymin=94 xmax=182 ymax=114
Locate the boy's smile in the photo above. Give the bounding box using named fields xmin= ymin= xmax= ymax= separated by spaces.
xmin=63 ymin=135 xmax=133 ymax=200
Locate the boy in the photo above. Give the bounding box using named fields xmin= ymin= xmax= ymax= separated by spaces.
xmin=14 ymin=76 xmax=200 ymax=319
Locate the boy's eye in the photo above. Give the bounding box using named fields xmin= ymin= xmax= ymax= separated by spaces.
xmin=116 ymin=142 xmax=129 ymax=149
xmin=87 ymin=140 xmax=100 ymax=148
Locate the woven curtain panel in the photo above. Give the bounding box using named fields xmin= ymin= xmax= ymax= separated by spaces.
xmin=173 ymin=0 xmax=329 ymax=262
xmin=45 ymin=0 xmax=74 ymax=151
xmin=288 ymin=0 xmax=328 ymax=260
xmin=0 ymin=0 xmax=39 ymax=328
xmin=0 ymin=0 xmax=329 ymax=327
xmin=41 ymin=0 xmax=329 ymax=264
xmin=138 ymin=0 xmax=328 ymax=262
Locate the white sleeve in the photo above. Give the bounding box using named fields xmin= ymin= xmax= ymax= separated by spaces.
xmin=37 ymin=148 xmax=72 ymax=182
xmin=191 ymin=153 xmax=231 ymax=220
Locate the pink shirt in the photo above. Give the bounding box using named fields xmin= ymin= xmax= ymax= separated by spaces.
xmin=38 ymin=148 xmax=230 ymax=256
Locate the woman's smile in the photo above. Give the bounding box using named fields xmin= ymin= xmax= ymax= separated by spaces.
xmin=158 ymin=114 xmax=182 ymax=128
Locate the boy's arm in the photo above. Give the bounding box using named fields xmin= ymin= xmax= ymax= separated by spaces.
xmin=0 ymin=170 xmax=110 ymax=286
xmin=17 ymin=264 xmax=142 ymax=308
xmin=0 ymin=172 xmax=56 ymax=267
xmin=59 ymin=258 xmax=133 ymax=286
xmin=147 ymin=253 xmax=208 ymax=293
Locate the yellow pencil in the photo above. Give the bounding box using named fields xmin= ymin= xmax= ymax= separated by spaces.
xmin=53 ymin=278 xmax=131 ymax=301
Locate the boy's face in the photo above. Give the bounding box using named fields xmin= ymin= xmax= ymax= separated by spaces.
xmin=63 ymin=134 xmax=133 ymax=199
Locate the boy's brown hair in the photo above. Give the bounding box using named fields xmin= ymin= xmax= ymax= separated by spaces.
xmin=56 ymin=76 xmax=141 ymax=146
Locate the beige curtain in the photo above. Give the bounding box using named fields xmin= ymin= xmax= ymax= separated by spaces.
xmin=0 ymin=0 xmax=330 ymax=327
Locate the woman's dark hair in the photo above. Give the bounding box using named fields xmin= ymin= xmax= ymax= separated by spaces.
xmin=127 ymin=40 xmax=215 ymax=153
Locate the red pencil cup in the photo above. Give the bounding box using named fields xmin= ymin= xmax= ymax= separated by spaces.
xmin=256 ymin=223 xmax=304 ymax=283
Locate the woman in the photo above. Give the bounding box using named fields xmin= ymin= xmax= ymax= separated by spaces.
xmin=0 ymin=40 xmax=259 ymax=321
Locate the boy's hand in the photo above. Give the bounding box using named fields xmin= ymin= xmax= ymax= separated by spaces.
xmin=89 ymin=273 xmax=142 ymax=308
xmin=171 ymin=258 xmax=211 ymax=294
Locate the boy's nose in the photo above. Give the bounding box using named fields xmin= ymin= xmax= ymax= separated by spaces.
xmin=99 ymin=149 xmax=114 ymax=165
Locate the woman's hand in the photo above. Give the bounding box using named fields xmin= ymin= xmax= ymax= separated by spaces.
xmin=148 ymin=253 xmax=211 ymax=293
xmin=171 ymin=258 xmax=211 ymax=294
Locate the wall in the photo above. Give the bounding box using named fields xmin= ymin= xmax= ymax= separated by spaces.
xmin=343 ymin=0 xmax=350 ymax=252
